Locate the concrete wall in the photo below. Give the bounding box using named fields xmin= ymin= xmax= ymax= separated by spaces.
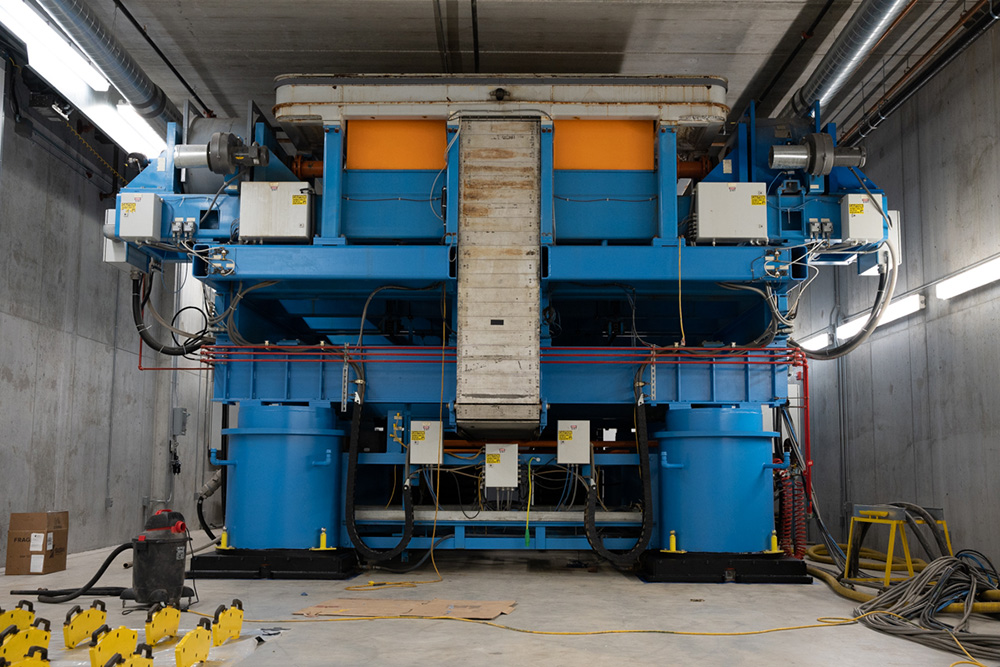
xmin=800 ymin=27 xmax=1000 ymax=558
xmin=0 ymin=74 xmax=213 ymax=564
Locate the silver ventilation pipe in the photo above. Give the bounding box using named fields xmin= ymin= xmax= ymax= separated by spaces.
xmin=782 ymin=0 xmax=910 ymax=117
xmin=35 ymin=0 xmax=180 ymax=134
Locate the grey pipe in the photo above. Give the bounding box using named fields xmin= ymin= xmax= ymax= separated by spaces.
xmin=35 ymin=0 xmax=179 ymax=133
xmin=782 ymin=0 xmax=910 ymax=117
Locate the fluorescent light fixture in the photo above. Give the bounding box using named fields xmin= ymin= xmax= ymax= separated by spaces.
xmin=836 ymin=293 xmax=925 ymax=340
xmin=934 ymin=256 xmax=1000 ymax=300
xmin=84 ymin=104 xmax=165 ymax=158
xmin=117 ymin=103 xmax=167 ymax=156
xmin=799 ymin=332 xmax=831 ymax=351
xmin=0 ymin=0 xmax=109 ymax=93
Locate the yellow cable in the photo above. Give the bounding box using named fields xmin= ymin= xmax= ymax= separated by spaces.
xmin=183 ymin=609 xmax=906 ymax=637
xmin=345 ymin=293 xmax=448 ymax=591
xmin=525 ymin=458 xmax=534 ymax=546
xmin=947 ymin=630 xmax=988 ymax=667
xmin=64 ymin=121 xmax=128 ymax=184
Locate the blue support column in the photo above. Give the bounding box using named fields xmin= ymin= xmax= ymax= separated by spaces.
xmin=655 ymin=124 xmax=678 ymax=246
xmin=445 ymin=123 xmax=460 ymax=245
xmin=540 ymin=120 xmax=554 ymax=245
xmin=318 ymin=124 xmax=345 ymax=244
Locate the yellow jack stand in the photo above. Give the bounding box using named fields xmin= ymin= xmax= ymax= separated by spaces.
xmin=845 ymin=504 xmax=953 ymax=587
xmin=309 ymin=528 xmax=335 ymax=551
xmin=660 ymin=530 xmax=686 ymax=554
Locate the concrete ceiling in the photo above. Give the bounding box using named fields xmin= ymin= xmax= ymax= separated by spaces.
xmin=80 ymin=0 xmax=970 ymax=132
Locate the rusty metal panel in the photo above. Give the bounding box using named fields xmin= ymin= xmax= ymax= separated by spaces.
xmin=455 ymin=119 xmax=540 ymax=434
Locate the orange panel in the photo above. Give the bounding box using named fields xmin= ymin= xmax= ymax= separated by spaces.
xmin=553 ymin=120 xmax=655 ymax=170
xmin=346 ymin=120 xmax=447 ymax=170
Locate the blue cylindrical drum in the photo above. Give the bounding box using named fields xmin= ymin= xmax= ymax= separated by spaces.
xmin=655 ymin=408 xmax=779 ymax=553
xmin=222 ymin=404 xmax=344 ymax=549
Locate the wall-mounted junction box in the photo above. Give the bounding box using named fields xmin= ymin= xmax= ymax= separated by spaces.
xmin=557 ymin=420 xmax=590 ymax=464
xmin=240 ymin=181 xmax=312 ymax=242
xmin=694 ymin=182 xmax=768 ymax=243
xmin=409 ymin=420 xmax=442 ymax=465
xmin=117 ymin=192 xmax=162 ymax=242
xmin=840 ymin=193 xmax=885 ymax=244
xmin=485 ymin=444 xmax=518 ymax=488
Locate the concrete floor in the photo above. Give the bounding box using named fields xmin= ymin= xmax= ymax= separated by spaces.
xmin=1 ymin=546 xmax=970 ymax=666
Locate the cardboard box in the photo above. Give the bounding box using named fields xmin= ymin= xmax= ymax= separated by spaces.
xmin=5 ymin=512 xmax=69 ymax=575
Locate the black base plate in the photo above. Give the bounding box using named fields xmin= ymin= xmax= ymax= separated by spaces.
xmin=639 ymin=552 xmax=812 ymax=584
xmin=188 ymin=549 xmax=360 ymax=580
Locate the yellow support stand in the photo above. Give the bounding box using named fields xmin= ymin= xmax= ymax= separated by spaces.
xmin=175 ymin=619 xmax=212 ymax=667
xmin=217 ymin=528 xmax=234 ymax=550
xmin=63 ymin=601 xmax=107 ymax=649
xmin=0 ymin=601 xmax=35 ymax=633
xmin=660 ymin=530 xmax=686 ymax=554
xmin=845 ymin=504 xmax=954 ymax=587
xmin=0 ymin=619 xmax=50 ymax=664
xmin=88 ymin=626 xmax=137 ymax=667
xmin=211 ymin=600 xmax=244 ymax=647
xmin=103 ymin=643 xmax=154 ymax=667
xmin=14 ymin=646 xmax=50 ymax=666
xmin=309 ymin=528 xmax=335 ymax=551
xmin=144 ymin=604 xmax=180 ymax=646
xmin=765 ymin=530 xmax=784 ymax=555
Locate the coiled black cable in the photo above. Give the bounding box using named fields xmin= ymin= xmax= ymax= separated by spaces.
xmin=131 ymin=278 xmax=208 ymax=356
xmin=344 ymin=401 xmax=415 ymax=562
xmin=583 ymin=402 xmax=654 ymax=568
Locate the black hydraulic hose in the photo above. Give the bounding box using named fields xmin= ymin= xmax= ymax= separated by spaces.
xmin=22 ymin=543 xmax=131 ymax=604
xmin=344 ymin=400 xmax=415 ymax=562
xmin=9 ymin=587 xmax=125 ymax=597
xmin=131 ymin=278 xmax=206 ymax=356
xmin=196 ymin=497 xmax=216 ymax=541
xmin=375 ymin=534 xmax=454 ymax=574
xmin=583 ymin=402 xmax=654 ymax=568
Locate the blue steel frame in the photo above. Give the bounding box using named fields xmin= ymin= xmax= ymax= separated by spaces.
xmin=115 ymin=105 xmax=885 ymax=554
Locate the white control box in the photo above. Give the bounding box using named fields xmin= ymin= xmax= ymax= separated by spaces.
xmin=557 ymin=420 xmax=590 ymax=464
xmin=694 ymin=182 xmax=768 ymax=243
xmin=485 ymin=444 xmax=518 ymax=488
xmin=841 ymin=193 xmax=885 ymax=243
xmin=117 ymin=193 xmax=162 ymax=242
xmin=240 ymin=181 xmax=312 ymax=242
xmin=408 ymin=420 xmax=442 ymax=465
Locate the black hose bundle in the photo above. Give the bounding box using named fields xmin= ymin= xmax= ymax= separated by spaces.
xmin=15 ymin=543 xmax=131 ymax=604
xmin=583 ymin=402 xmax=654 ymax=568
xmin=131 ymin=278 xmax=208 ymax=356
xmin=344 ymin=400 xmax=415 ymax=562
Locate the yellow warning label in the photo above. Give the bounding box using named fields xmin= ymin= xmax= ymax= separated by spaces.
xmin=750 ymin=195 xmax=766 ymax=206
xmin=558 ymin=430 xmax=573 ymax=441
xmin=121 ymin=202 xmax=137 ymax=213
xmin=291 ymin=194 xmax=308 ymax=205
xmin=412 ymin=431 xmax=425 ymax=441
xmin=486 ymin=454 xmax=501 ymax=465
xmin=849 ymin=203 xmax=865 ymax=214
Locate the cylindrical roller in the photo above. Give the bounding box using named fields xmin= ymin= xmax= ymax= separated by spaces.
xmin=172 ymin=144 xmax=209 ymax=169
xmin=833 ymin=145 xmax=866 ymax=168
xmin=769 ymin=145 xmax=810 ymax=171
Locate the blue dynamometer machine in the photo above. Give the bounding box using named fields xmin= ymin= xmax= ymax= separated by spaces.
xmin=105 ymin=75 xmax=889 ymax=581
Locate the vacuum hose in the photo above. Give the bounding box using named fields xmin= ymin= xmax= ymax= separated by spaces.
xmin=131 ymin=278 xmax=206 ymax=356
xmin=583 ymin=402 xmax=654 ymax=567
xmin=17 ymin=543 xmax=132 ymax=604
xmin=344 ymin=401 xmax=415 ymax=562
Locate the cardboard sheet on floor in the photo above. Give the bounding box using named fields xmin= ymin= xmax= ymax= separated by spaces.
xmin=294 ymin=598 xmax=516 ymax=620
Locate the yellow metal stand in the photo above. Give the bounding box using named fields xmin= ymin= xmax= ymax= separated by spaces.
xmin=144 ymin=604 xmax=180 ymax=646
xmin=175 ymin=619 xmax=212 ymax=667
xmin=309 ymin=528 xmax=335 ymax=551
xmin=211 ymin=600 xmax=244 ymax=647
xmin=845 ymin=504 xmax=953 ymax=587
xmin=63 ymin=601 xmax=107 ymax=649
xmin=660 ymin=530 xmax=686 ymax=554
xmin=0 ymin=618 xmax=50 ymax=663
xmin=0 ymin=601 xmax=35 ymax=633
